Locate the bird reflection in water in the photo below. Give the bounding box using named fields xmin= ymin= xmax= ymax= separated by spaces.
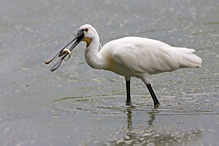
xmin=107 ymin=107 xmax=203 ymax=145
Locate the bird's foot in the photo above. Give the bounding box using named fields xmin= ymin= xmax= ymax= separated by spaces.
xmin=126 ymin=101 xmax=132 ymax=106
xmin=154 ymin=103 xmax=160 ymax=109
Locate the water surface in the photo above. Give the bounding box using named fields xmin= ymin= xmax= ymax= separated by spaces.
xmin=0 ymin=0 xmax=218 ymax=145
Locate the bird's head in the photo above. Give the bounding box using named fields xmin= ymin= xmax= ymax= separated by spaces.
xmin=79 ymin=24 xmax=97 ymax=47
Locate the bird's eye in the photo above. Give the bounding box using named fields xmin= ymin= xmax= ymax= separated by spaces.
xmin=84 ymin=28 xmax=88 ymax=32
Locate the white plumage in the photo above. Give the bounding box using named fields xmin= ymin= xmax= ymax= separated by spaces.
xmin=46 ymin=24 xmax=202 ymax=107
xmin=82 ymin=24 xmax=202 ymax=83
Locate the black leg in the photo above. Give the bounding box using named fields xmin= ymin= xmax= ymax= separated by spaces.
xmin=146 ymin=84 xmax=160 ymax=107
xmin=126 ymin=80 xmax=131 ymax=105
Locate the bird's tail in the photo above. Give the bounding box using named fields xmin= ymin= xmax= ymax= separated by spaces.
xmin=171 ymin=47 xmax=202 ymax=68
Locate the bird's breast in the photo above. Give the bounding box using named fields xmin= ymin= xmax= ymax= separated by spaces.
xmin=105 ymin=53 xmax=115 ymax=71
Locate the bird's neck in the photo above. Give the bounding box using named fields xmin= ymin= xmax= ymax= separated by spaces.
xmin=84 ymin=36 xmax=106 ymax=69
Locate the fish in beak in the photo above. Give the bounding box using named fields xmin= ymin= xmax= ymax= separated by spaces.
xmin=45 ymin=29 xmax=85 ymax=72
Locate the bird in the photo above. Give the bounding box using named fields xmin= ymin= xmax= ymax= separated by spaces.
xmin=45 ymin=24 xmax=202 ymax=107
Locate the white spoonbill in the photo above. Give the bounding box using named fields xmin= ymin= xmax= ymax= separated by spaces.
xmin=45 ymin=24 xmax=202 ymax=107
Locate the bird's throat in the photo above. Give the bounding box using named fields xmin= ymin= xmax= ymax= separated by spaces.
xmin=83 ymin=38 xmax=92 ymax=47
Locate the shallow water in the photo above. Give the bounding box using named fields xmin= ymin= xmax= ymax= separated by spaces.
xmin=0 ymin=0 xmax=218 ymax=145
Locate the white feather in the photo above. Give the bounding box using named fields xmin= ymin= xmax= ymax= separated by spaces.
xmin=80 ymin=24 xmax=202 ymax=84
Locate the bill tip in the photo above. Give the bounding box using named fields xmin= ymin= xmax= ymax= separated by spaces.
xmin=45 ymin=60 xmax=51 ymax=64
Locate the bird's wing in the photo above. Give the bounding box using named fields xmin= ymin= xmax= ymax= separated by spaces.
xmin=111 ymin=38 xmax=182 ymax=74
xmin=161 ymin=47 xmax=202 ymax=68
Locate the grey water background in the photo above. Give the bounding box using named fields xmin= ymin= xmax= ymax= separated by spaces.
xmin=0 ymin=0 xmax=218 ymax=145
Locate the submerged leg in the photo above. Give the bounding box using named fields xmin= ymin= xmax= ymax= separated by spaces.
xmin=126 ymin=80 xmax=131 ymax=105
xmin=146 ymin=84 xmax=160 ymax=107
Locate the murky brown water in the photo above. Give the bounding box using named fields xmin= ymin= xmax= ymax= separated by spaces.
xmin=0 ymin=0 xmax=218 ymax=145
